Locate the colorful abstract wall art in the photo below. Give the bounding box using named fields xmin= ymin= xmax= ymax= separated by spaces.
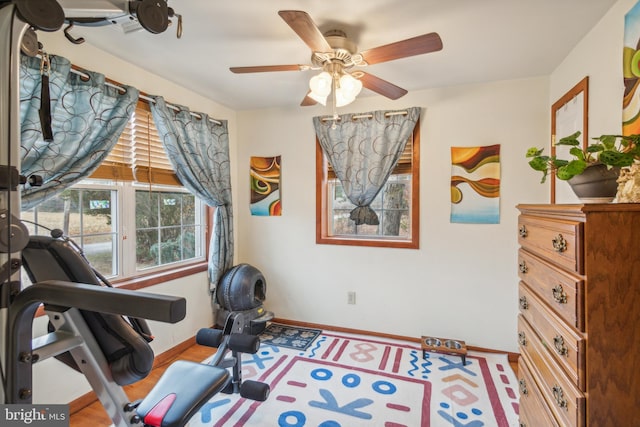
xmin=250 ymin=155 xmax=282 ymax=216
xmin=450 ymin=144 xmax=500 ymax=224
xmin=624 ymin=1 xmax=640 ymax=135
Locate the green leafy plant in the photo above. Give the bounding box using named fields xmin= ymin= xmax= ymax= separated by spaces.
xmin=525 ymin=131 xmax=640 ymax=183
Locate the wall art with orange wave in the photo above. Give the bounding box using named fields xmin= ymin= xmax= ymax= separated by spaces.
xmin=250 ymin=155 xmax=282 ymax=216
xmin=450 ymin=145 xmax=500 ymax=224
xmin=623 ymin=2 xmax=640 ymax=135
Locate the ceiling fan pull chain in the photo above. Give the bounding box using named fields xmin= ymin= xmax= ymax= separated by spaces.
xmin=331 ymin=75 xmax=339 ymax=128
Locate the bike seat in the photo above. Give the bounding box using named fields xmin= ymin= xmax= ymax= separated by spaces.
xmin=136 ymin=360 xmax=230 ymax=427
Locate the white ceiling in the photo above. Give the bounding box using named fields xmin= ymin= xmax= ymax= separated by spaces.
xmin=71 ymin=0 xmax=617 ymax=111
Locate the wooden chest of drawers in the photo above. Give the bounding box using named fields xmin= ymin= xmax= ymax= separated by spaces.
xmin=516 ymin=204 xmax=640 ymax=426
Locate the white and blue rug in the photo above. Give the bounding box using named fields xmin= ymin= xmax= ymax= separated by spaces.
xmin=191 ymin=330 xmax=520 ymax=426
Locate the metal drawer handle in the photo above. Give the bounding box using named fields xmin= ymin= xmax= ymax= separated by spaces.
xmin=552 ymin=284 xmax=567 ymax=304
xmin=519 ymin=296 xmax=529 ymax=310
xmin=552 ymin=234 xmax=567 ymax=253
xmin=519 ymin=261 xmax=528 ymax=274
xmin=518 ymin=331 xmax=527 ymax=346
xmin=552 ymin=385 xmax=568 ymax=410
xmin=519 ymin=225 xmax=528 ymax=238
xmin=519 ymin=378 xmax=528 ymax=396
xmin=553 ymin=335 xmax=568 ymax=356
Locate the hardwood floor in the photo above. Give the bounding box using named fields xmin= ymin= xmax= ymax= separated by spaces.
xmin=69 ymin=338 xmax=519 ymax=426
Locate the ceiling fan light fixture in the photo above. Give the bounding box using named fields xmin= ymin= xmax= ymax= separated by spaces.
xmin=309 ymin=71 xmax=332 ymax=97
xmin=335 ymin=87 xmax=356 ymax=107
xmin=339 ymin=73 xmax=363 ymax=99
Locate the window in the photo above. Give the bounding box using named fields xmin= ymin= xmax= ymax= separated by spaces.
xmin=316 ymin=119 xmax=420 ymax=248
xmin=23 ymin=180 xmax=205 ymax=280
xmin=22 ymin=185 xmax=118 ymax=275
xmin=22 ymin=100 xmax=206 ymax=281
xmin=135 ymin=189 xmax=202 ymax=269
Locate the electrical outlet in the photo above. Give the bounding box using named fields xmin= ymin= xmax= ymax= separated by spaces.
xmin=347 ymin=291 xmax=356 ymax=305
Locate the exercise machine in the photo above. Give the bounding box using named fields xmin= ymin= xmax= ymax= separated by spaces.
xmin=8 ymin=234 xmax=270 ymax=426
xmin=16 ymin=230 xmax=269 ymax=426
xmin=0 ymin=2 xmax=269 ymax=426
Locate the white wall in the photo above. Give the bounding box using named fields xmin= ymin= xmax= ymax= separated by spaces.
xmin=236 ymin=77 xmax=549 ymax=353
xmin=552 ymin=0 xmax=635 ymax=133
xmin=550 ymin=0 xmax=637 ymax=202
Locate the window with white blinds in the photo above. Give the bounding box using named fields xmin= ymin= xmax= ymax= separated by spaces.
xmin=91 ymin=101 xmax=180 ymax=186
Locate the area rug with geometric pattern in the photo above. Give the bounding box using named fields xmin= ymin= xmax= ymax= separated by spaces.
xmin=189 ymin=331 xmax=520 ymax=426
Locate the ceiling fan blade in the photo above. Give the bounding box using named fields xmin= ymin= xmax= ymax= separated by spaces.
xmin=278 ymin=10 xmax=332 ymax=52
xmin=360 ymin=32 xmax=443 ymax=65
xmin=301 ymin=91 xmax=318 ymax=106
xmin=358 ymin=72 xmax=408 ymax=100
xmin=230 ymin=65 xmax=306 ymax=73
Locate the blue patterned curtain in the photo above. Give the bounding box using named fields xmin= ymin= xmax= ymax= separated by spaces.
xmin=313 ymin=107 xmax=420 ymax=225
xmin=149 ymin=97 xmax=233 ymax=292
xmin=19 ymin=54 xmax=139 ymax=209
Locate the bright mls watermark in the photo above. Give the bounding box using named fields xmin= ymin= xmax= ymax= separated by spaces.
xmin=1 ymin=405 xmax=69 ymax=426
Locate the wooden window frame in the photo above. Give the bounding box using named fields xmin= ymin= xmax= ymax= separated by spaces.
xmin=316 ymin=120 xmax=420 ymax=249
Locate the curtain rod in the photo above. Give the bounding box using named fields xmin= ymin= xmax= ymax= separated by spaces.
xmin=320 ymin=110 xmax=408 ymax=122
xmin=69 ymin=67 xmax=223 ymax=126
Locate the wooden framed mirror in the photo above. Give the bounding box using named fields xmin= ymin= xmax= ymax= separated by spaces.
xmin=550 ymin=76 xmax=589 ymax=203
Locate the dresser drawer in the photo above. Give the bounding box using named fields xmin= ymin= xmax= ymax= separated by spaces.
xmin=518 ymin=315 xmax=585 ymax=427
xmin=518 ymin=214 xmax=583 ymax=274
xmin=518 ymin=284 xmax=585 ymax=389
xmin=518 ymin=249 xmax=584 ymax=331
xmin=518 ymin=354 xmax=560 ymax=427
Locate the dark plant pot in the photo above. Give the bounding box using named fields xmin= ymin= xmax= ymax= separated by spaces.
xmin=567 ymin=163 xmax=620 ymax=203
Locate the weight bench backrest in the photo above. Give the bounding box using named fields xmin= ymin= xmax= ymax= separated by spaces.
xmin=21 ymin=235 xmax=154 ymax=386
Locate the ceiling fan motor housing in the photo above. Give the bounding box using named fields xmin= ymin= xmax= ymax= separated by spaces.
xmin=311 ymin=30 xmax=359 ymax=69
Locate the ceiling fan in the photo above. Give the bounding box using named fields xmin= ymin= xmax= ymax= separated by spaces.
xmin=230 ymin=10 xmax=443 ymax=107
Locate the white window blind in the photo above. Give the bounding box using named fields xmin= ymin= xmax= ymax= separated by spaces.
xmin=91 ymin=101 xmax=180 ymax=186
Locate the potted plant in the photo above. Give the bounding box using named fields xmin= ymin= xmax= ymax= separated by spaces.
xmin=525 ymin=131 xmax=640 ymax=201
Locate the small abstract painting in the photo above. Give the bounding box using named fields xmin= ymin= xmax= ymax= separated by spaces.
xmin=623 ymin=1 xmax=640 ymax=135
xmin=450 ymin=144 xmax=500 ymax=224
xmin=250 ymin=155 xmax=282 ymax=216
